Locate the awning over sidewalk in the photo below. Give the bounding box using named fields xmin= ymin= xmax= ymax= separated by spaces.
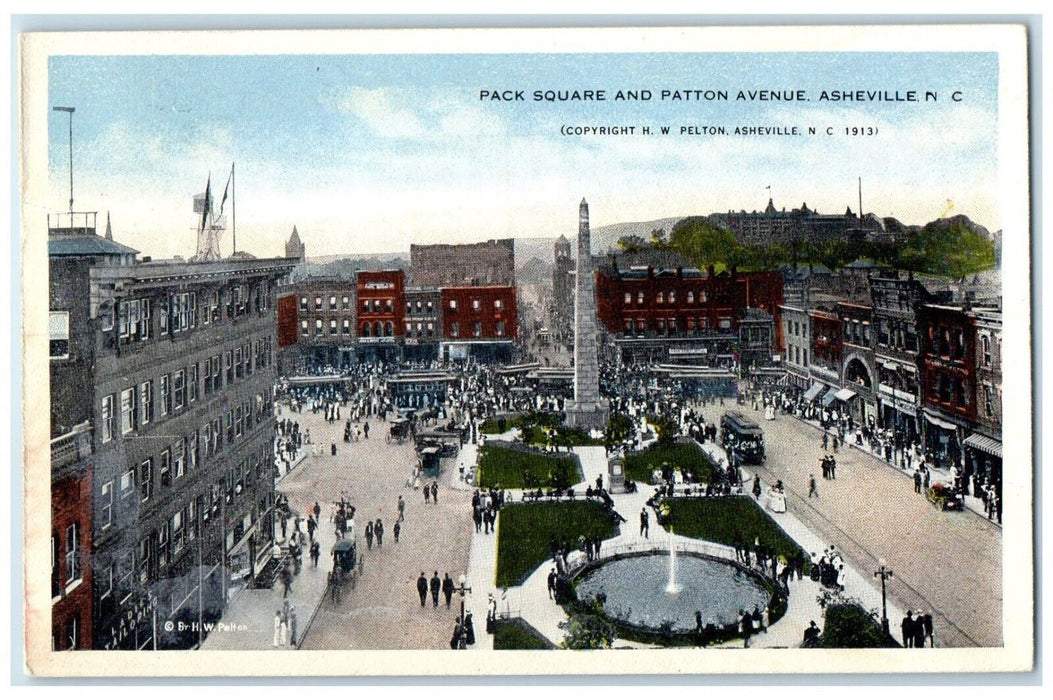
xmin=964 ymin=432 xmax=1003 ymax=459
xmin=821 ymin=391 xmax=837 ymax=407
xmin=923 ymin=410 xmax=959 ymax=432
xmin=803 ymin=382 xmax=824 ymax=402
xmin=834 ymin=388 xmax=857 ymax=402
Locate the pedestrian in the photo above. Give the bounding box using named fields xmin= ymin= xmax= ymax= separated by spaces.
xmin=398 ymin=495 xmax=406 ymax=522
xmin=393 ymin=521 xmax=401 ymax=543
xmin=913 ymin=469 xmax=923 ymax=494
xmin=363 ymin=421 xmax=369 ymax=438
xmin=547 ymin=568 xmax=558 ymax=599
xmin=417 ymin=572 xmax=428 ymax=607
xmin=424 ymin=486 xmax=431 ymax=504
xmin=901 ymin=611 xmax=916 ymax=648
xmin=313 ymin=501 xmax=321 ymax=523
xmin=740 ymin=610 xmax=752 ymax=648
xmin=280 ymin=515 xmax=288 ymax=540
xmin=442 ymin=573 xmax=455 ymax=607
xmin=331 ymin=442 xmax=337 ymax=457
xmin=752 ymin=475 xmax=762 ymax=499
xmin=374 ymin=518 xmax=384 ymax=548
xmin=307 ymin=514 xmax=317 ymax=543
xmin=430 ymin=571 xmax=441 ymax=607
xmin=808 ymin=474 xmax=818 ymax=498
xmin=289 ymin=605 xmax=298 ymax=647
xmin=431 ymin=481 xmax=439 ymax=504
xmin=920 ymin=611 xmax=934 ymax=647
xmin=640 ymin=508 xmax=649 ymax=538
xmin=281 ymin=561 xmax=293 ymax=598
xmin=273 ymin=610 xmax=281 ymax=648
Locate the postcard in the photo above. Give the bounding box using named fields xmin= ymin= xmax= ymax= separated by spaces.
xmin=20 ymin=24 xmax=1031 ymax=676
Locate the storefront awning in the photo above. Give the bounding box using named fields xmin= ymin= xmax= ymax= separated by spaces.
xmin=834 ymin=388 xmax=857 ymax=402
xmin=923 ymin=410 xmax=959 ymax=432
xmin=964 ymin=433 xmax=1003 ymax=459
xmin=821 ymin=391 xmax=837 ymax=407
xmin=803 ymin=382 xmax=824 ymax=402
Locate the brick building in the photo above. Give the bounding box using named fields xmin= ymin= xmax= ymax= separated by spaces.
xmin=49 ymin=220 xmax=293 ymax=649
xmin=51 ymin=423 xmax=94 ymax=650
xmin=403 ymin=287 xmax=443 ymax=362
xmin=357 ymin=270 xmax=405 ymax=363
xmin=918 ymin=303 xmax=977 ymax=471
xmin=594 ymin=263 xmax=784 ymax=366
xmin=440 ymin=285 xmax=517 ymax=362
xmin=838 ymin=301 xmax=876 ymax=424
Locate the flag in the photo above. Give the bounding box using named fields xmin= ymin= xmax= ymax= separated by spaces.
xmin=765 ymin=185 xmax=771 ymax=190
xmin=218 ymin=163 xmax=233 ymax=218
xmin=200 ymin=175 xmax=211 ymax=232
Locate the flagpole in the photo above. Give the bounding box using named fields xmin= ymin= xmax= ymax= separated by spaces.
xmin=232 ymin=162 xmax=236 ymax=256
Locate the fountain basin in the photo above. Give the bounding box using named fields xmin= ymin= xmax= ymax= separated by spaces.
xmin=574 ymin=551 xmax=774 ymax=635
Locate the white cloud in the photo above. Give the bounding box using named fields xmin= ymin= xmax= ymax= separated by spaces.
xmin=338 ymin=87 xmax=423 ymax=139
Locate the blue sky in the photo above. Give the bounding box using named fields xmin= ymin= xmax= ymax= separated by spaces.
xmin=47 ymin=51 xmax=999 ymax=258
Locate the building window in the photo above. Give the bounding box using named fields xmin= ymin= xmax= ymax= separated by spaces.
xmin=160 ymin=449 xmax=172 ymax=487
xmin=657 ymin=292 xmax=664 ymax=304
xmin=329 ymin=295 xmax=337 ymax=311
xmin=624 ymin=293 xmax=631 ymax=305
xmin=301 ymin=320 xmax=309 ymax=336
xmin=315 ymin=319 xmax=323 ymax=336
xmin=159 ymin=374 xmax=171 ymax=417
xmin=101 ymin=395 xmax=115 ymax=443
xmin=637 ymin=292 xmax=644 ymax=305
xmin=385 ymin=321 xmax=394 ymax=337
xmin=669 ymin=291 xmax=676 ymax=304
xmin=315 ymin=296 xmax=322 ymax=311
xmin=300 ymin=296 xmax=308 ymax=312
xmin=474 ymin=322 xmax=482 ymax=337
xmin=426 ymin=322 xmax=434 ymax=337
xmin=100 ymin=482 xmax=113 ymax=530
xmin=99 ymin=564 xmax=113 ymax=602
xmin=719 ymin=318 xmax=732 ymax=330
xmin=174 ymin=439 xmax=185 ymax=479
xmin=361 ymin=323 xmax=371 ymax=337
xmin=496 ymin=321 xmax=505 ymax=336
xmin=173 ymin=370 xmax=186 ymax=410
xmin=451 ymin=322 xmax=460 ymax=338
xmin=120 ymin=388 xmax=136 ymax=434
xmin=426 ymin=301 xmax=433 ymax=312
xmin=49 ymin=311 xmax=70 ymax=358
xmin=342 ymin=319 xmax=351 ymax=335
xmin=981 ymin=335 xmax=992 ymax=367
xmin=120 ymin=469 xmax=134 ymax=498
xmin=687 ymin=291 xmax=694 ymax=305
xmin=494 ymin=299 xmax=504 ymax=311
xmin=138 ymin=381 xmax=152 ymax=426
xmin=342 ymin=296 xmax=350 ymax=309
xmin=330 ymin=320 xmax=338 ymax=335
xmin=188 ymin=364 xmax=198 ymax=403
xmin=449 ymin=299 xmax=458 ymax=311
xmin=65 ymin=523 xmax=80 ymax=584
xmin=139 ymin=459 xmax=153 ymax=502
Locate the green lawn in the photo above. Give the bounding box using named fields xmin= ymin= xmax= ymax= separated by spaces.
xmin=496 ymin=501 xmax=618 ymax=587
xmin=623 ymin=441 xmax=724 ymax=485
xmin=480 ymin=411 xmax=561 ymax=435
xmin=477 ymin=444 xmax=582 ymax=489
xmin=661 ymin=496 xmax=807 ymax=564
xmin=493 ymin=618 xmax=556 ymax=650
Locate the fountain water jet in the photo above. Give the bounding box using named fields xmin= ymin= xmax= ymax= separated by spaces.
xmin=665 ymin=528 xmax=681 ymax=595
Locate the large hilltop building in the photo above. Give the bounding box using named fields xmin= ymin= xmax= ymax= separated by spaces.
xmin=709 ymin=198 xmax=872 ymax=246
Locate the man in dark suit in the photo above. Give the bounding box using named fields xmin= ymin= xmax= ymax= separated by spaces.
xmin=430 ymin=571 xmax=441 ymax=607
xmin=901 ymin=610 xmax=916 ymax=648
xmin=416 ymin=572 xmax=428 ymax=607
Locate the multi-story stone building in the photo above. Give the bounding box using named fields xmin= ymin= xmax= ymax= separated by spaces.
xmin=710 ymin=199 xmax=868 ymax=247
xmin=550 ymin=234 xmax=574 ymax=345
xmin=838 ymin=301 xmax=877 ymax=424
xmin=779 ymin=303 xmax=811 ymax=389
xmin=869 ymin=273 xmax=933 ymax=441
xmin=279 ymin=279 xmax=356 ymax=372
xmin=409 ymin=238 xmax=515 ymax=288
xmin=965 ymin=307 xmax=1002 ymax=515
xmin=49 ymin=218 xmax=294 ymax=649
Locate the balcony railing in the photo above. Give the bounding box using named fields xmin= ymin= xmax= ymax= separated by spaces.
xmin=51 ymin=422 xmax=93 ymax=470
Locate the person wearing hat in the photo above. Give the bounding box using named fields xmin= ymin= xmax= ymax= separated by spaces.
xmin=901 ymin=610 xmax=916 ymax=648
xmin=803 ymin=620 xmax=821 ymax=647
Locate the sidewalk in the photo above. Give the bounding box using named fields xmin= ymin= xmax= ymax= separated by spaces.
xmin=201 ymin=494 xmax=336 ymax=650
xmin=796 ymin=416 xmax=1000 ymax=526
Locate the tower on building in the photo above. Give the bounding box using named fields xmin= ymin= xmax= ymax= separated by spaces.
xmin=285 ymin=225 xmax=305 ymax=261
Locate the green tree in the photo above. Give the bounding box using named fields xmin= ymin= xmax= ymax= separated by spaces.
xmin=898 ymin=220 xmax=996 ymax=278
xmin=668 ymin=216 xmax=740 ymax=268
xmin=559 ymin=603 xmax=617 ymax=649
xmin=616 ymin=234 xmax=647 ymax=253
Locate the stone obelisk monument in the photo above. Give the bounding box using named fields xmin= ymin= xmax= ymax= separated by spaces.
xmin=566 ymin=198 xmax=609 ymax=430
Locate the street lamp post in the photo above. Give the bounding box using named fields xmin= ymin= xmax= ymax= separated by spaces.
xmin=52 ymin=106 xmax=75 ymax=221
xmin=455 ymin=573 xmax=472 ymax=650
xmin=873 ymin=557 xmax=893 ymax=636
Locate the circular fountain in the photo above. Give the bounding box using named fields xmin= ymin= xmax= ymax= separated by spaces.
xmin=573 ymin=535 xmax=777 ymax=640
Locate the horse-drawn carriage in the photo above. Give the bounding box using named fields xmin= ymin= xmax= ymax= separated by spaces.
xmin=329 ymin=538 xmax=361 ymax=603
xmin=387 ymin=417 xmax=412 ymax=444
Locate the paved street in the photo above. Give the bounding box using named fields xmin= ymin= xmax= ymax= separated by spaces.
xmin=290 ymin=406 xmax=474 ymax=650
xmin=697 ymin=401 xmax=1002 ymax=647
